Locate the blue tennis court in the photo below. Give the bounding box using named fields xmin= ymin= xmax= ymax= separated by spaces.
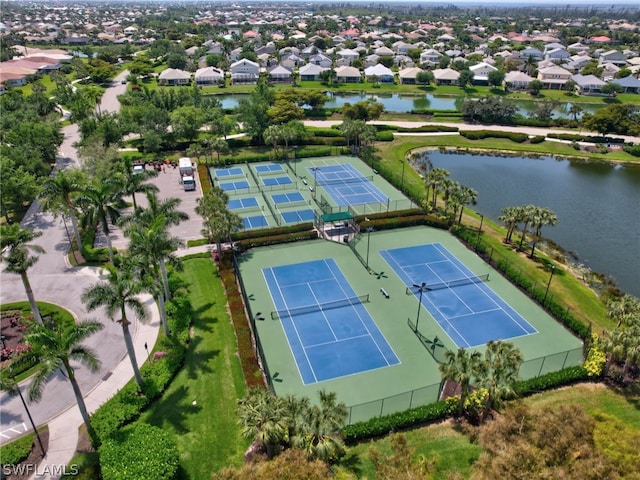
xmin=255 ymin=164 xmax=284 ymax=174
xmin=263 ymin=258 xmax=400 ymax=384
xmin=272 ymin=191 xmax=305 ymax=205
xmin=228 ymin=197 xmax=259 ymax=210
xmin=219 ymin=180 xmax=250 ymax=192
xmin=281 ymin=209 xmax=315 ymax=224
xmin=381 ymin=243 xmax=537 ymax=348
xmin=242 ymin=215 xmax=268 ymax=229
xmin=308 ymin=164 xmax=388 ymax=206
xmin=215 ymin=167 xmax=244 ymax=178
xmin=262 ymin=176 xmax=292 ymax=187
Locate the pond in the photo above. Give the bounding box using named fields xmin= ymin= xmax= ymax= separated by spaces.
xmin=424 ymin=150 xmax=640 ymax=298
xmin=214 ymin=92 xmax=603 ymax=119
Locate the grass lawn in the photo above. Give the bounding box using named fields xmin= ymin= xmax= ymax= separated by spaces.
xmin=342 ymin=421 xmax=481 ymax=479
xmin=138 ymin=258 xmax=249 ymax=479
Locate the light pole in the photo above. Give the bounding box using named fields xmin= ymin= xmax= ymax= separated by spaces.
xmin=311 ymin=166 xmax=320 ymax=200
xmin=9 ymin=366 xmax=46 ymax=457
xmin=412 ymin=282 xmax=431 ymax=332
xmin=543 ymin=265 xmax=556 ymax=305
xmin=365 ymin=226 xmax=374 ymax=271
xmin=475 ymin=212 xmax=484 ymax=249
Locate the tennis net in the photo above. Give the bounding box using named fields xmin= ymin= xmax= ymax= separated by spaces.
xmin=271 ymin=293 xmax=370 ymax=320
xmin=318 ymin=175 xmax=374 ymax=186
xmin=405 ymin=274 xmax=489 ymax=294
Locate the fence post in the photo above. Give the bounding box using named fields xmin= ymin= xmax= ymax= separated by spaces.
xmin=561 ymin=351 xmax=569 ymax=370
xmin=409 ymin=390 xmax=414 ymax=410
xmin=537 ymin=356 xmax=546 ymax=377
xmin=380 ymin=399 xmax=385 ymax=417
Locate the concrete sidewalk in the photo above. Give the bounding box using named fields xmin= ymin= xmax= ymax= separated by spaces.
xmin=29 ymin=245 xmax=216 ymax=480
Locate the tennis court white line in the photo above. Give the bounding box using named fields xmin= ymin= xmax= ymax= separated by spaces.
xmin=323 ymin=259 xmax=400 ymax=367
xmin=262 ymin=267 xmax=317 ymax=384
xmin=305 ymin=333 xmax=371 ymax=349
xmin=308 ymin=279 xmax=339 ymax=343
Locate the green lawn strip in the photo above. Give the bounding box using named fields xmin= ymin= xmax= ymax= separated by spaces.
xmin=341 ymin=421 xmax=481 ymax=479
xmin=138 ymin=258 xmax=248 ymax=479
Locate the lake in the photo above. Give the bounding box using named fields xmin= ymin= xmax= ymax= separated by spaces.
xmin=424 ymin=151 xmax=640 ymax=298
xmin=215 ymin=92 xmax=603 ymax=118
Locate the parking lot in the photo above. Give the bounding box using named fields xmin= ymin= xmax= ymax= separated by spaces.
xmin=105 ymin=160 xmax=205 ymax=253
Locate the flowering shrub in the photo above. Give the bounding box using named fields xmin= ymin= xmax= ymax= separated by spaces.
xmin=584 ymin=334 xmax=606 ymax=378
xmin=464 ymin=389 xmax=489 ymax=422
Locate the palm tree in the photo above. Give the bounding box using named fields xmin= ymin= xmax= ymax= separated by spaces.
xmin=475 ymin=340 xmax=523 ymax=422
xmin=125 ymin=214 xmax=182 ymax=319
xmin=118 ymin=158 xmax=158 ymax=210
xmin=195 ymin=188 xmax=242 ymax=258
xmin=237 ymin=388 xmax=289 ymax=459
xmin=291 ymin=390 xmax=348 ymax=462
xmin=77 ymin=179 xmax=124 ymax=264
xmin=263 ymin=124 xmax=283 ymax=158
xmin=38 ymin=168 xmax=86 ymax=252
xmin=119 ymin=191 xmax=189 ymax=230
xmin=498 ymin=206 xmax=520 ymax=244
xmin=82 ymin=261 xmax=149 ymax=389
xmin=516 ymin=204 xmax=537 ymax=252
xmin=208 ymin=136 xmax=230 ymax=165
xmin=606 ymin=294 xmax=640 ymax=328
xmin=439 ymin=348 xmax=482 ymax=417
xmin=568 ymin=103 xmax=583 ymax=122
xmin=529 ymin=207 xmax=558 ymax=258
xmin=23 ymin=320 xmax=103 ymax=446
xmin=424 ymin=168 xmax=450 ymax=211
xmin=0 ymin=224 xmax=45 ymax=324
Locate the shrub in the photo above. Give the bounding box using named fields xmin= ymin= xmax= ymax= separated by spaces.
xmin=529 ymin=135 xmax=545 ymax=144
xmin=0 ymin=433 xmax=34 ymax=466
xmin=515 ymin=365 xmax=590 ymax=396
xmin=460 ymin=130 xmax=528 ymax=143
xmin=584 ymin=334 xmax=606 ymax=378
xmin=99 ymin=423 xmax=178 ymax=480
xmin=375 ymin=130 xmax=394 ymax=142
xmin=341 ymin=400 xmax=455 ymax=444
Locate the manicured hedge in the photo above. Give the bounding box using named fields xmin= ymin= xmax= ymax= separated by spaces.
xmin=306 ymin=127 xmax=344 ymax=137
xmin=460 ymin=130 xmax=528 ymax=143
xmin=529 ymin=135 xmax=545 ymax=144
xmin=515 ymin=365 xmax=590 ymax=395
xmin=395 ymin=125 xmax=459 ymax=133
xmin=99 ymin=423 xmax=179 ymax=480
xmin=547 ymin=133 xmax=626 ymax=144
xmin=342 ymin=400 xmax=455 ymax=444
xmin=375 ymin=130 xmax=395 ymax=141
xmin=0 ymin=433 xmax=35 ymax=466
xmin=235 ymin=230 xmax=318 ymax=249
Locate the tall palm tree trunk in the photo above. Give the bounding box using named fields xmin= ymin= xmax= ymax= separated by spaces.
xmin=120 ymin=319 xmax=144 ymax=388
xmin=155 ymin=290 xmax=170 ymax=337
xmin=159 ymin=258 xmax=171 ymax=301
xmin=517 ymin=221 xmax=530 ymax=251
xmin=67 ymin=206 xmax=83 ymax=252
xmin=64 ymin=359 xmax=100 ymax=446
xmin=21 ymin=272 xmax=43 ymax=324
xmin=101 ymin=218 xmax=115 ymax=264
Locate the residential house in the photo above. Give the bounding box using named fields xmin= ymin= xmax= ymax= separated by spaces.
xmin=598 ymin=50 xmax=627 ymax=66
xmin=309 ymin=53 xmax=332 ymax=68
xmin=281 ymin=54 xmax=305 ymax=69
xmin=393 ymin=55 xmax=415 ymax=68
xmin=392 ymin=41 xmax=412 ymax=56
xmin=571 ymin=74 xmax=606 ymax=94
xmin=567 ymin=42 xmax=590 ymax=54
xmin=600 ymin=63 xmax=620 ymax=81
xmin=336 ymin=48 xmax=359 ymax=65
xmin=469 ymin=61 xmax=498 ymax=84
xmin=268 ymin=65 xmax=293 ymax=84
xmin=195 ymin=66 xmax=224 ymax=86
xmin=504 ymin=71 xmax=533 ymax=90
xmin=398 ymin=66 xmax=424 ymax=84
xmin=364 ymin=54 xmax=380 ymax=68
xmin=299 ymin=63 xmax=328 ymax=81
xmin=520 ymin=47 xmax=544 ymax=61
xmin=611 ymin=75 xmax=640 ymax=93
xmin=433 ymin=67 xmax=460 ymax=86
xmin=420 ymin=48 xmax=441 ymax=68
xmin=364 ymin=64 xmax=394 ymax=83
xmin=229 ymin=47 xmax=243 ymax=61
xmin=334 ymin=65 xmax=361 ymax=83
xmin=374 ymin=46 xmax=394 ymax=57
xmin=158 ymin=68 xmax=191 ymax=86
xmin=124 ymin=26 xmax=137 ymax=36
xmin=229 ymin=58 xmax=260 ymax=84
xmin=545 ymin=48 xmax=571 ymax=63
xmin=537 ymin=65 xmax=572 ymax=89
